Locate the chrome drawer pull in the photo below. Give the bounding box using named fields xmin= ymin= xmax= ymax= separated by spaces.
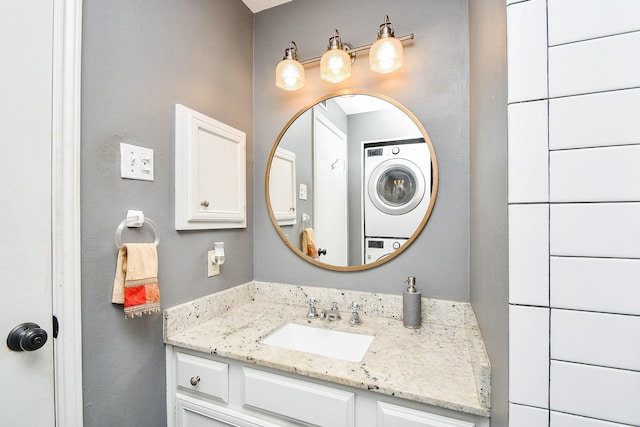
xmin=190 ymin=376 xmax=201 ymax=386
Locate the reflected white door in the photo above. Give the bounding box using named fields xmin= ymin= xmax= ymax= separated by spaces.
xmin=0 ymin=1 xmax=56 ymax=425
xmin=313 ymin=109 xmax=348 ymax=266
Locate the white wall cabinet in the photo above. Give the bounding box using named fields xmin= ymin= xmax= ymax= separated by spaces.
xmin=268 ymin=147 xmax=297 ymax=226
xmin=166 ymin=346 xmax=486 ymax=427
xmin=175 ymin=104 xmax=247 ymax=230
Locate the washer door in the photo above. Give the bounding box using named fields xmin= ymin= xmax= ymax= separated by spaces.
xmin=368 ymin=158 xmax=426 ymax=215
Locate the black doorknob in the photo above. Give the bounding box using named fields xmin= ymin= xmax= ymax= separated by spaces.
xmin=6 ymin=322 xmax=48 ymax=352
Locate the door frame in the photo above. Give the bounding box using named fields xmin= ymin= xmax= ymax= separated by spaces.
xmin=52 ymin=0 xmax=83 ymax=425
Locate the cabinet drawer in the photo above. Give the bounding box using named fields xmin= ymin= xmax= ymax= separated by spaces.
xmin=377 ymin=402 xmax=475 ymax=427
xmin=242 ymin=368 xmax=355 ymax=427
xmin=176 ymin=352 xmax=228 ymax=403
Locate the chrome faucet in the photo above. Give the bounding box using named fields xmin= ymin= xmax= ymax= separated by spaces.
xmin=306 ymin=298 xmax=320 ymax=318
xmin=325 ymin=302 xmax=341 ymax=321
xmin=348 ymin=302 xmax=362 ymax=325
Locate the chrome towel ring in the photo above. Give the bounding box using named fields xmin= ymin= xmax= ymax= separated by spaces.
xmin=115 ymin=210 xmax=160 ymax=248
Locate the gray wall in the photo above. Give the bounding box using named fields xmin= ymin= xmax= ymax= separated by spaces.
xmin=81 ymin=1 xmax=253 ymax=425
xmin=254 ymin=0 xmax=471 ymax=301
xmin=469 ymin=0 xmax=509 ymax=426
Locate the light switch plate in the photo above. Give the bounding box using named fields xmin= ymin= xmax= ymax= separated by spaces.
xmin=120 ymin=142 xmax=154 ymax=181
xmin=207 ymin=250 xmax=220 ymax=277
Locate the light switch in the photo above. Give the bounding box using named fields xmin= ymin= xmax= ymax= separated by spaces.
xmin=120 ymin=143 xmax=154 ymax=181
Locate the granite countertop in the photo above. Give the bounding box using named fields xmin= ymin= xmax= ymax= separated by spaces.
xmin=163 ymin=281 xmax=490 ymax=417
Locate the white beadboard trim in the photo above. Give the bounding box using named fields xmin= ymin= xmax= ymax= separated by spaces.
xmin=52 ymin=0 xmax=83 ymax=425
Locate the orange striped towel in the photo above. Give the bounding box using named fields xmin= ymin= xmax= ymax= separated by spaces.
xmin=302 ymin=227 xmax=319 ymax=258
xmin=112 ymin=243 xmax=160 ymax=318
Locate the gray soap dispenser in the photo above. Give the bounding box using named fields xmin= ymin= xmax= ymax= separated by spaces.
xmin=402 ymin=276 xmax=422 ymax=329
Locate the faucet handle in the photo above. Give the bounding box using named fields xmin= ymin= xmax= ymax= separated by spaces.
xmin=306 ymin=298 xmax=320 ymax=318
xmin=349 ymin=302 xmax=362 ymax=325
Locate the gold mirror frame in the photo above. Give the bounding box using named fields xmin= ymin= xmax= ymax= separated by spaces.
xmin=265 ymin=90 xmax=439 ymax=271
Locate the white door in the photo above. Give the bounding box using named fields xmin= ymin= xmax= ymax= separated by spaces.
xmin=0 ymin=1 xmax=56 ymax=426
xmin=313 ymin=109 xmax=348 ymax=266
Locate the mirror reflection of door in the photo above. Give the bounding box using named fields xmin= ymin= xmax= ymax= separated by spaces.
xmin=313 ymin=107 xmax=348 ymax=266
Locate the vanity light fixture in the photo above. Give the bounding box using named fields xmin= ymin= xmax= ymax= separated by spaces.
xmin=369 ymin=16 xmax=404 ymax=74
xmin=320 ymin=29 xmax=352 ymax=83
xmin=275 ymin=15 xmax=414 ymax=91
xmin=275 ymin=41 xmax=305 ymax=91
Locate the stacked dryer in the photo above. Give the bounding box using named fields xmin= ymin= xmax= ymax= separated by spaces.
xmin=363 ymin=138 xmax=431 ymax=264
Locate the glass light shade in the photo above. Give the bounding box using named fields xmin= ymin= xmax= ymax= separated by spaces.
xmin=369 ymin=36 xmax=404 ymax=74
xmin=275 ymin=59 xmax=305 ymax=91
xmin=320 ymin=48 xmax=352 ymax=83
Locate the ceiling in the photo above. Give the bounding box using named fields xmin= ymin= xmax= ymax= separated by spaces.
xmin=241 ymin=0 xmax=291 ymax=13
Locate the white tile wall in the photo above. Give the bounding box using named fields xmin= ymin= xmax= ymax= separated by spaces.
xmin=549 ymin=31 xmax=640 ymax=97
xmin=548 ymin=0 xmax=640 ymax=46
xmin=509 ymin=204 xmax=549 ymax=306
xmin=509 ymin=305 xmax=550 ymax=408
xmin=550 ymin=257 xmax=640 ymax=315
xmin=550 ymin=203 xmax=640 ymax=258
xmin=551 ymin=309 xmax=640 ymax=371
xmin=549 ymin=88 xmax=640 ymax=150
xmin=550 ymin=361 xmax=640 ymax=425
xmin=509 ymin=403 xmax=549 ymax=427
xmin=551 ymin=412 xmax=634 ymax=427
xmin=550 ymin=145 xmax=640 ymax=202
xmin=508 ymin=100 xmax=549 ymax=203
xmin=508 ymin=3 xmax=640 ymax=426
xmin=507 ymin=0 xmax=548 ymax=103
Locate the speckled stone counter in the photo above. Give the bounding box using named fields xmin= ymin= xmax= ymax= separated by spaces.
xmin=163 ymin=281 xmax=491 ymax=417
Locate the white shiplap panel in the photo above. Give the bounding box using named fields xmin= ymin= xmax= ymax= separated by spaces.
xmin=549 ymin=88 xmax=640 ymax=150
xmin=550 ymin=203 xmax=640 ymax=258
xmin=509 ymin=305 xmax=550 ymax=408
xmin=550 ymin=145 xmax=640 ymax=202
xmin=509 ymin=204 xmax=549 ymax=306
xmin=508 ymin=100 xmax=549 ymax=203
xmin=551 ymin=361 xmax=640 ymax=425
xmin=509 ymin=403 xmax=549 ymax=427
xmin=551 ymin=256 xmax=640 ymax=315
xmin=548 ymin=0 xmax=640 ymax=46
xmin=551 ymin=309 xmax=640 ymax=371
xmin=551 ymin=411 xmax=635 ymax=427
xmin=507 ymin=0 xmax=548 ymax=103
xmin=549 ymin=32 xmax=640 ymax=98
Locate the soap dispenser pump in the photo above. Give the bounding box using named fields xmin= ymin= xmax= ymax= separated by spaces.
xmin=402 ymin=276 xmax=422 ymax=329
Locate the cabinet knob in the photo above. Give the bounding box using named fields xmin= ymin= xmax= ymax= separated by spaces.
xmin=200 ymin=200 xmax=209 ymax=208
xmin=190 ymin=376 xmax=201 ymax=386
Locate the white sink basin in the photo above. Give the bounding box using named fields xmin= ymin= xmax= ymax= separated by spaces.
xmin=260 ymin=323 xmax=374 ymax=362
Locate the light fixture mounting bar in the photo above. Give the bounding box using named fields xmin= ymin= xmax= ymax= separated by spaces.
xmin=299 ymin=33 xmax=414 ymax=66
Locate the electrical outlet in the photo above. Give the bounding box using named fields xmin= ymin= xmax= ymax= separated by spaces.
xmin=207 ymin=250 xmax=219 ymax=277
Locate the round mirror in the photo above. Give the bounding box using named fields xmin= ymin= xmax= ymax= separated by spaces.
xmin=266 ymin=91 xmax=438 ymax=271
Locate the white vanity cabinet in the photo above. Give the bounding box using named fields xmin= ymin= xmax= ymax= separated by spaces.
xmin=166 ymin=346 xmax=487 ymax=427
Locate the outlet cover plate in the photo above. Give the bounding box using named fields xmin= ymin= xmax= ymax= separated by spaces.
xmin=121 ymin=142 xmax=154 ymax=181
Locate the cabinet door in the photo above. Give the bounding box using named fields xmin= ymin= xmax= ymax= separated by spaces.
xmin=177 ymin=395 xmax=281 ymax=427
xmin=268 ymin=147 xmax=297 ymax=226
xmin=377 ymin=402 xmax=475 ymax=427
xmin=175 ymin=104 xmax=247 ymax=230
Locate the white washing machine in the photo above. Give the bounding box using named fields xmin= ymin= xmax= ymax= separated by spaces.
xmin=363 ymin=138 xmax=431 ymax=239
xmin=364 ymin=237 xmax=408 ymax=264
